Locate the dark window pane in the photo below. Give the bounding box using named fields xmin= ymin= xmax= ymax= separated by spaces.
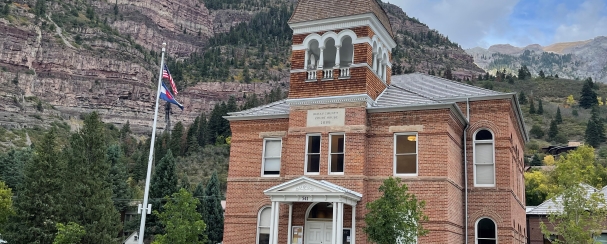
xmin=476 ymin=130 xmax=493 ymax=140
xmin=259 ymin=234 xmax=270 ymax=244
xmin=308 ymin=135 xmax=321 ymax=153
xmin=331 ymin=135 xmax=344 ymax=153
xmin=307 ymin=154 xmax=320 ymax=172
xmin=331 ymin=154 xmax=344 ymax=172
xmin=396 ymin=135 xmax=416 ymax=154
xmin=396 ymin=155 xmax=416 ymax=174
xmin=477 ymin=218 xmax=496 ymax=238
xmin=264 ymin=170 xmax=280 ymax=175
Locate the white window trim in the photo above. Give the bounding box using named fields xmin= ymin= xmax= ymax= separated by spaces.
xmin=261 ymin=138 xmax=282 ymax=177
xmin=328 ymin=133 xmax=345 ymax=175
xmin=475 ymin=217 xmax=498 ymax=244
xmin=256 ymin=206 xmax=271 ymax=244
xmin=473 ymin=129 xmax=496 ymax=187
xmin=393 ymin=133 xmax=418 ymax=176
xmin=305 ymin=134 xmax=322 ymax=175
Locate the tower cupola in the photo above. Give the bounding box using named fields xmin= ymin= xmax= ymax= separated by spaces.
xmin=287 ymin=0 xmax=397 ymax=104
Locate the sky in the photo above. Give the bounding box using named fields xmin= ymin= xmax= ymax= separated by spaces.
xmin=389 ymin=0 xmax=607 ymax=49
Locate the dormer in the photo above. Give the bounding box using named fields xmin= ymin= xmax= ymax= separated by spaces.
xmin=287 ymin=0 xmax=397 ymax=102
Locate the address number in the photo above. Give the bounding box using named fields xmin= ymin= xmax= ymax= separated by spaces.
xmin=301 ymin=196 xmax=311 ymax=201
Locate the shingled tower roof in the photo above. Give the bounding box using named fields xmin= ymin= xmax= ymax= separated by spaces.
xmin=288 ymin=0 xmax=394 ymax=37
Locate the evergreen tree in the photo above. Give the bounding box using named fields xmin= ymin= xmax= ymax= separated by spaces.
xmin=5 ymin=129 xmax=63 ymax=244
xmin=185 ymin=116 xmax=200 ymax=154
xmin=61 ymin=112 xmax=121 ymax=244
xmin=148 ymin=149 xmax=178 ymax=235
xmin=120 ymin=120 xmax=131 ymax=139
xmin=197 ymin=113 xmax=208 ymax=148
xmin=171 ymin=122 xmax=185 ymax=157
xmin=530 ymin=154 xmax=542 ymax=166
xmin=518 ymin=91 xmax=527 ymax=105
xmin=580 ymin=78 xmax=598 ymax=109
xmin=537 ymin=99 xmax=544 ymax=115
xmin=107 ymin=144 xmax=131 ymax=213
xmin=529 ymin=98 xmax=536 ymax=114
xmin=0 ymin=148 xmax=32 ymax=192
xmin=202 ymin=172 xmax=224 ymax=244
xmin=585 ymin=106 xmax=606 ymax=148
xmin=530 ymin=124 xmax=545 ymax=139
xmin=555 ymin=107 xmax=563 ymax=124
xmin=548 ymin=119 xmax=559 ymax=141
xmin=539 ymin=70 xmax=545 ymax=78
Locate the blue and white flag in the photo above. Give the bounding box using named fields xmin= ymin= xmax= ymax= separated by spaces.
xmin=159 ymin=81 xmax=184 ymax=110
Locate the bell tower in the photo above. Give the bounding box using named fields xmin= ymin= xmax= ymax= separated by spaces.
xmin=287 ymin=0 xmax=397 ymax=103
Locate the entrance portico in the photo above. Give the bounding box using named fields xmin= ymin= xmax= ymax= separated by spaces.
xmin=264 ymin=177 xmax=362 ymax=244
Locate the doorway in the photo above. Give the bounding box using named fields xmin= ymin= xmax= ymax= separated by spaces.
xmin=305 ymin=203 xmax=333 ymax=244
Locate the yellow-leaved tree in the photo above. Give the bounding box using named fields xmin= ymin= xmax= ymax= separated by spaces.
xmin=565 ymin=95 xmax=575 ymax=108
xmin=543 ymin=155 xmax=555 ymax=166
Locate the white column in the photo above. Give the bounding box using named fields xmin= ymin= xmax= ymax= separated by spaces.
xmin=269 ymin=201 xmax=276 ymax=244
xmin=273 ymin=202 xmax=280 ymax=244
xmin=304 ymin=49 xmax=309 ymax=70
xmin=335 ymin=45 xmax=341 ymax=68
xmin=332 ymin=202 xmax=337 ymax=243
xmin=337 ymin=202 xmax=344 ymax=244
xmin=287 ymin=204 xmax=293 ymax=244
xmin=372 ymin=52 xmax=377 ymax=71
xmin=351 ymin=204 xmax=356 ymax=244
xmin=319 ymin=47 xmax=325 ymax=69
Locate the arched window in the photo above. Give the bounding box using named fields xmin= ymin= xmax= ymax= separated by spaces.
xmin=339 ymin=36 xmax=353 ymax=67
xmin=474 ymin=129 xmax=495 ymax=187
xmin=307 ymin=39 xmax=320 ymax=70
xmin=323 ymin=38 xmax=337 ymax=68
xmin=257 ymin=206 xmax=271 ymax=244
xmin=476 ymin=218 xmax=497 ymax=244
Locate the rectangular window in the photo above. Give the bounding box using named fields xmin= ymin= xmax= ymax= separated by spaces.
xmin=329 ymin=134 xmax=345 ymax=174
xmin=394 ymin=133 xmax=418 ymax=175
xmin=306 ymin=134 xmax=321 ymax=174
xmin=262 ymin=139 xmax=282 ymax=176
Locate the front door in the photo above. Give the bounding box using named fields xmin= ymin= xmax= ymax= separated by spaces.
xmin=305 ymin=221 xmax=332 ymax=244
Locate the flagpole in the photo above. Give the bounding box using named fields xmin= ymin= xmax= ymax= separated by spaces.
xmin=138 ymin=42 xmax=166 ymax=244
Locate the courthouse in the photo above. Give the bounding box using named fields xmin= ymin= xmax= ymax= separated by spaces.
xmin=223 ymin=0 xmax=528 ymax=243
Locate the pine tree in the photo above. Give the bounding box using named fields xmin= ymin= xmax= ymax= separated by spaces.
xmin=580 ymin=78 xmax=598 ymax=109
xmin=548 ymin=119 xmax=559 ymax=141
xmin=529 ymin=98 xmax=536 ymax=114
xmin=60 ymin=112 xmax=121 ymax=244
xmin=555 ymin=107 xmax=563 ymax=124
xmin=530 ymin=154 xmax=542 ymax=166
xmin=530 ymin=124 xmax=544 ymax=139
xmin=107 ymin=144 xmax=131 ymax=213
xmin=202 ymin=172 xmax=224 ymax=244
xmin=171 ymin=122 xmax=185 ymax=157
xmin=152 ymin=189 xmax=207 ymax=244
xmin=586 ymin=120 xmax=601 ymax=148
xmin=539 ymin=70 xmax=545 ymax=78
xmin=185 ymin=116 xmax=200 ymax=154
xmin=537 ymin=99 xmax=544 ymax=115
xmin=0 ymin=148 xmax=32 ymax=192
xmin=5 ymin=129 xmax=64 ymax=244
xmin=197 ymin=113 xmax=208 ymax=148
xmin=518 ymin=91 xmax=527 ymax=105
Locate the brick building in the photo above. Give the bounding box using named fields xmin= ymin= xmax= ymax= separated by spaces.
xmin=223 ymin=0 xmax=528 ymax=243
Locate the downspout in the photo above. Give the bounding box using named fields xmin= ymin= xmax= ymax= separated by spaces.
xmin=464 ymin=98 xmax=470 ymax=244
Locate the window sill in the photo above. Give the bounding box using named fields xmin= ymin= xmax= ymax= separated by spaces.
xmin=394 ymin=174 xmax=418 ymax=177
xmin=474 ymin=184 xmax=496 ymax=188
xmin=261 ymin=175 xmax=281 ymax=178
xmin=304 ymin=172 xmax=320 ymax=175
xmin=305 ymin=79 xmax=317 ymax=82
xmin=328 ymin=172 xmax=345 ymax=175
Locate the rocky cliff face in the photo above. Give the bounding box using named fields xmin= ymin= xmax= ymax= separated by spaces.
xmin=0 ymin=0 xmax=482 ymax=136
xmin=467 ymin=36 xmax=607 ymax=83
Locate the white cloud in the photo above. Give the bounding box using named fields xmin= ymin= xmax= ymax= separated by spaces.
xmin=388 ymin=0 xmax=520 ymax=48
xmin=553 ymin=0 xmax=607 ymax=43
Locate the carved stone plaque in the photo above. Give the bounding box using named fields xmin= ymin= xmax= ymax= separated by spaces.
xmin=307 ymin=108 xmax=345 ymax=127
xmin=294 ymin=184 xmax=315 ymax=191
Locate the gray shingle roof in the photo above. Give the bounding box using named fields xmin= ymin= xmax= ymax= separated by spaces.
xmin=226 ymin=73 xmax=511 ymax=120
xmin=527 ymin=183 xmax=604 ymax=215
xmin=390 ymin=73 xmax=504 ymax=101
xmin=288 ymin=0 xmax=393 ymax=37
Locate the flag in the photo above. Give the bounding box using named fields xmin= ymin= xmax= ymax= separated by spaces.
xmin=160 ymin=82 xmax=184 ymax=110
xmin=162 ymin=65 xmax=178 ymax=95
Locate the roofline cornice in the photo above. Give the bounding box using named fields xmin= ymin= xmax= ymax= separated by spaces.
xmin=286 ymin=93 xmax=374 ymax=106
xmin=289 ymin=13 xmax=397 ymax=48
xmin=439 ymin=93 xmax=528 ymax=142
xmin=368 ymin=103 xmax=468 ymax=126
xmin=223 ymin=114 xmax=289 ymax=122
